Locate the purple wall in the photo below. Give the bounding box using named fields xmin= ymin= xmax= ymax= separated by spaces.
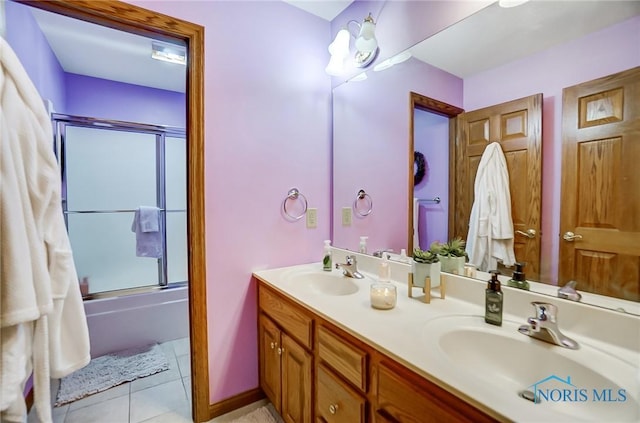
xmin=330 ymin=0 xmax=492 ymax=85
xmin=65 ymin=73 xmax=186 ymax=127
xmin=332 ymin=58 xmax=462 ymax=254
xmin=464 ymin=16 xmax=640 ymax=284
xmin=5 ymin=0 xmax=66 ymax=112
xmin=414 ymin=109 xmax=449 ymax=251
xmin=128 ymin=0 xmax=332 ymax=403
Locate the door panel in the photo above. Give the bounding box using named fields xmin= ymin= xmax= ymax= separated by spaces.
xmin=560 ymin=66 xmax=640 ymax=301
xmin=455 ymin=94 xmax=543 ymax=279
xmin=259 ymin=314 xmax=281 ymax=411
xmin=281 ymin=333 xmax=312 ymax=423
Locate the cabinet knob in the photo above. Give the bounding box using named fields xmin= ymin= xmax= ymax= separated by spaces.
xmin=329 ymin=404 xmax=339 ymax=415
xmin=270 ymin=342 xmax=276 ymax=349
xmin=277 ymin=347 xmax=284 ymax=355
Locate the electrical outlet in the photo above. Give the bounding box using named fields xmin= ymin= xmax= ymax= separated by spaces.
xmin=306 ymin=208 xmax=318 ymax=229
xmin=342 ymin=207 xmax=352 ymax=226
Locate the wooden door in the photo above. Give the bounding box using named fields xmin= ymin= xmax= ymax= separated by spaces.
xmin=454 ymin=94 xmax=542 ymax=279
xmin=281 ymin=333 xmax=312 ymax=423
xmin=559 ymin=67 xmax=640 ymax=301
xmin=259 ymin=314 xmax=281 ymax=412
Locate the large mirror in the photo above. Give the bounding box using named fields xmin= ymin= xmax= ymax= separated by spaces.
xmin=332 ymin=1 xmax=640 ymax=313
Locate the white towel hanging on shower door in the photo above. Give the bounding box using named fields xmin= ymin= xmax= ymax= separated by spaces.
xmin=131 ymin=206 xmax=162 ymax=258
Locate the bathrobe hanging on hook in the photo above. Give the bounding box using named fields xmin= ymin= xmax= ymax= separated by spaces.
xmin=465 ymin=142 xmax=516 ymax=272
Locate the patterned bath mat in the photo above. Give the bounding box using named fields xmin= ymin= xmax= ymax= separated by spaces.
xmin=55 ymin=343 xmax=169 ymax=406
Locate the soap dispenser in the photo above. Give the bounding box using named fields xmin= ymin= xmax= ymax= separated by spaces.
xmin=485 ymin=271 xmax=503 ymax=326
xmin=507 ymin=262 xmax=529 ymax=290
xmin=322 ymin=240 xmax=332 ymax=271
xmin=359 ymin=236 xmax=368 ymax=254
xmin=378 ymin=253 xmax=391 ymax=282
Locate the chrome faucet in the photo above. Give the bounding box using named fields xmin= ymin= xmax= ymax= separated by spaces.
xmin=335 ymin=255 xmax=364 ymax=279
xmin=558 ymin=280 xmax=582 ymax=302
xmin=372 ymin=249 xmax=393 ymax=258
xmin=518 ymin=302 xmax=579 ymax=349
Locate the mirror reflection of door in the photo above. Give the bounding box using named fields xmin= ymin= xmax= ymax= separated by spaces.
xmin=454 ymin=94 xmax=543 ymax=279
xmin=560 ymin=66 xmax=640 ymax=302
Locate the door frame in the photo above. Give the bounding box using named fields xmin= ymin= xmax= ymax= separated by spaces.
xmin=16 ymin=1 xmax=209 ymax=422
xmin=407 ymin=92 xmax=464 ymax=253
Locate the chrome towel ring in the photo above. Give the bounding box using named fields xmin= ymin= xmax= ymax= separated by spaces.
xmin=282 ymin=187 xmax=308 ymax=221
xmin=353 ymin=189 xmax=373 ymax=217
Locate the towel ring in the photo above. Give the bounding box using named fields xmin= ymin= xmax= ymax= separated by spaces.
xmin=353 ymin=189 xmax=373 ymax=217
xmin=282 ymin=188 xmax=308 ymax=221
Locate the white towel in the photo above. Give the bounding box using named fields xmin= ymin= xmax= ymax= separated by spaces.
xmin=413 ymin=198 xmax=421 ymax=250
xmin=131 ymin=207 xmax=162 ymax=258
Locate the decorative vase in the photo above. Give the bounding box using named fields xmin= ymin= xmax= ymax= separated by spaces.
xmin=438 ymin=255 xmax=465 ymax=275
xmin=413 ymin=261 xmax=441 ymax=289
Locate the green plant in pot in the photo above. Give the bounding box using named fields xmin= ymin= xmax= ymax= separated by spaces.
xmin=431 ymin=237 xmax=468 ymax=275
xmin=412 ymin=247 xmax=441 ymax=289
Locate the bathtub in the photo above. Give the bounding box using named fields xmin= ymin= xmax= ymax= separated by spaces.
xmin=83 ymin=285 xmax=189 ymax=358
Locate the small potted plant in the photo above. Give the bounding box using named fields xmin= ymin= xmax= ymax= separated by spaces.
xmin=412 ymin=247 xmax=441 ymax=290
xmin=431 ymin=237 xmax=468 ymax=275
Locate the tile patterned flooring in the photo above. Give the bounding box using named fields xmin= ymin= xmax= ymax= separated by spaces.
xmin=29 ymin=337 xmax=270 ymax=423
xmin=31 ymin=338 xmax=192 ymax=423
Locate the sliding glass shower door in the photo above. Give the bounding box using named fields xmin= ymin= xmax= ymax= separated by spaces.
xmin=55 ymin=115 xmax=187 ymax=296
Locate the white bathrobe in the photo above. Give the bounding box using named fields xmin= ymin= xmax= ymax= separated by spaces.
xmin=465 ymin=142 xmax=516 ymax=272
xmin=1 ymin=37 xmax=90 ymax=422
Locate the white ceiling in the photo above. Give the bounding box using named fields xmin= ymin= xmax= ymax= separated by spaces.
xmin=29 ymin=1 xmax=640 ymax=92
xmin=410 ymin=1 xmax=640 ymax=78
xmin=282 ymin=0 xmax=354 ymax=21
xmin=31 ymin=8 xmax=186 ymax=93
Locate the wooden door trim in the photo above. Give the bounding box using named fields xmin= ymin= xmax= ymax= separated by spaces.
xmin=408 ymin=92 xmax=464 ymax=253
xmin=16 ymin=2 xmax=209 ymax=422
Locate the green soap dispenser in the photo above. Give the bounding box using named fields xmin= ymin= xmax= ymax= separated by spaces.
xmin=485 ymin=271 xmax=503 ymax=326
xmin=507 ymin=262 xmax=529 ymax=290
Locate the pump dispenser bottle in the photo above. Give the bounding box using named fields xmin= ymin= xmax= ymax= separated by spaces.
xmin=485 ymin=271 xmax=503 ymax=326
xmin=507 ymin=262 xmax=529 ymax=290
xmin=359 ymin=236 xmax=368 ymax=254
xmin=322 ymin=240 xmax=332 ymax=271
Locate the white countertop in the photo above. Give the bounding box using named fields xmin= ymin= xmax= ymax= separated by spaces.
xmin=253 ymin=261 xmax=640 ymax=423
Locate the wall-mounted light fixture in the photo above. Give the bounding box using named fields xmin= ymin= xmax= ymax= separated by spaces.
xmin=325 ymin=13 xmax=379 ymax=76
xmin=151 ymin=41 xmax=187 ymax=65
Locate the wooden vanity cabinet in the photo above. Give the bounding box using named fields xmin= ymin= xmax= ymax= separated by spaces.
xmin=259 ymin=287 xmax=313 ymax=423
xmin=257 ymin=281 xmax=497 ymax=423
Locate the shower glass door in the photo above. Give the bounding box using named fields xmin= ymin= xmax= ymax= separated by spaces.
xmin=57 ymin=115 xmax=187 ymax=295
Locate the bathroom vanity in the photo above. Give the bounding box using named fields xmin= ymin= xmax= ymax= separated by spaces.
xmin=253 ymin=249 xmax=640 ymax=423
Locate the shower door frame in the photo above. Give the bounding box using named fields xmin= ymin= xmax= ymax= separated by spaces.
xmin=53 ymin=113 xmax=186 ymax=293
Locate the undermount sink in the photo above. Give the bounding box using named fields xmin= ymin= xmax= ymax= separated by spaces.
xmin=282 ymin=268 xmax=360 ymax=296
xmin=421 ymin=315 xmax=639 ymax=422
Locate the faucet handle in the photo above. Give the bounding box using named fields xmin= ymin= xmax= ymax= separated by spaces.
xmin=345 ymin=255 xmax=356 ymax=264
xmin=531 ymin=302 xmax=557 ymax=323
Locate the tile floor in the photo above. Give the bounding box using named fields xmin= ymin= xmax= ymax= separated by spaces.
xmin=30 ymin=337 xmax=192 ymax=423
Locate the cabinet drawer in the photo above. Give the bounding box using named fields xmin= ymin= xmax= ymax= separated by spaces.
xmin=259 ymin=285 xmax=313 ymax=349
xmin=375 ymin=360 xmax=495 ymax=423
xmin=318 ymin=326 xmax=367 ymax=391
xmin=317 ymin=364 xmax=366 ymax=423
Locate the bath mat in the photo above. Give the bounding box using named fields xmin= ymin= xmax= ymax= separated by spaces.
xmin=55 ymin=343 xmax=169 ymax=406
xmin=229 ymin=404 xmax=283 ymax=423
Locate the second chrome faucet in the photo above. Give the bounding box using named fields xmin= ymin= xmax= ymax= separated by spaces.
xmin=518 ymin=302 xmax=579 ymax=349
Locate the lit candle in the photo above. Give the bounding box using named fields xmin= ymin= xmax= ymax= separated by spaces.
xmin=370 ymin=283 xmax=397 ymax=310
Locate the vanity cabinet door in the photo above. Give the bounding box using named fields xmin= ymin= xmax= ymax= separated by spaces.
xmin=281 ymin=333 xmax=312 ymax=423
xmin=316 ymin=364 xmax=366 ymax=423
xmin=259 ymin=314 xmax=282 ymax=412
xmin=375 ymin=359 xmax=496 ymax=423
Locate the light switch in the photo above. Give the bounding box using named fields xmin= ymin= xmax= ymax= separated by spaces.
xmin=342 ymin=207 xmax=352 ymax=226
xmin=306 ymin=208 xmax=318 ymax=229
